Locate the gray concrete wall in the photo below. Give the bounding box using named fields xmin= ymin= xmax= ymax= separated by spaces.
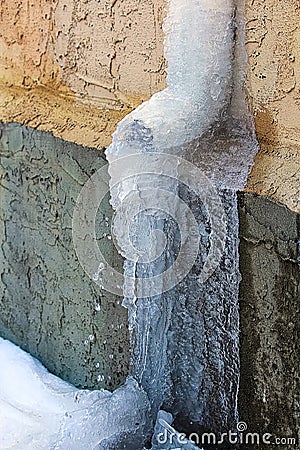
xmin=0 ymin=122 xmax=129 ymax=390
xmin=238 ymin=192 xmax=299 ymax=449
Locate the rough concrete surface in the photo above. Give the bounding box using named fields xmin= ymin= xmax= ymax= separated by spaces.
xmin=238 ymin=192 xmax=299 ymax=449
xmin=0 ymin=121 xmax=129 ymax=390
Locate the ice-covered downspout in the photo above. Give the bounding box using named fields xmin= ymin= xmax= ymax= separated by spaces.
xmin=105 ymin=0 xmax=258 ymax=444
xmin=107 ymin=0 xmax=234 ymax=157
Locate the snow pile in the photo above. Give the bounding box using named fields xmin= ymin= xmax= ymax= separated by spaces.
xmin=0 ymin=338 xmax=150 ymax=450
xmin=0 ymin=338 xmax=201 ymax=449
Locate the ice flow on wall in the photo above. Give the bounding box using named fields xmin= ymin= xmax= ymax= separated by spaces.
xmin=105 ymin=0 xmax=257 ymax=444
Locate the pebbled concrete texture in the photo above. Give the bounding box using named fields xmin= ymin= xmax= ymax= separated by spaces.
xmin=238 ymin=192 xmax=299 ymax=449
xmin=245 ymin=142 xmax=300 ymax=214
xmin=0 ymin=121 xmax=129 ymax=390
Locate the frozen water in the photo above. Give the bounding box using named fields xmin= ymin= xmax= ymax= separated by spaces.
xmin=0 ymin=338 xmax=150 ymax=450
xmin=149 ymin=411 xmax=201 ymax=450
xmin=0 ymin=334 xmax=203 ymax=449
xmin=0 ymin=338 xmax=202 ymax=450
xmin=107 ymin=0 xmax=234 ymax=154
xmin=105 ymin=0 xmax=257 ymax=439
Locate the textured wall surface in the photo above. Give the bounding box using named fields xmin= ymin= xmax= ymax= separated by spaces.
xmin=0 ymin=0 xmax=61 ymax=89
xmin=238 ymin=192 xmax=299 ymax=449
xmin=0 ymin=122 xmax=129 ymax=390
xmin=245 ymin=0 xmax=300 ymax=145
xmin=0 ymin=0 xmax=166 ymax=108
xmin=54 ymin=0 xmax=166 ymax=107
xmin=0 ymin=0 xmax=166 ymax=149
xmin=245 ymin=0 xmax=300 ymax=212
xmin=0 ymin=0 xmax=299 ymax=211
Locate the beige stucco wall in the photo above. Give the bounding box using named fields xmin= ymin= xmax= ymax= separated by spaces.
xmin=245 ymin=0 xmax=300 ymax=212
xmin=0 ymin=0 xmax=166 ymax=107
xmin=0 ymin=0 xmax=299 ymax=211
xmin=0 ymin=0 xmax=166 ymax=148
xmin=54 ymin=0 xmax=166 ymax=107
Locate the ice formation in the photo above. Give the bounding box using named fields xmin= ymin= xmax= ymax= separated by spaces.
xmin=105 ymin=0 xmax=257 ymax=442
xmin=1 ymin=0 xmax=258 ymax=448
xmin=149 ymin=411 xmax=200 ymax=449
xmin=0 ymin=338 xmax=151 ymax=450
xmin=112 ymin=0 xmax=234 ymax=152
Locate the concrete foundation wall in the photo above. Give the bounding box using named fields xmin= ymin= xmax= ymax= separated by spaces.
xmin=0 ymin=122 xmax=129 ymax=390
xmin=238 ymin=192 xmax=299 ymax=449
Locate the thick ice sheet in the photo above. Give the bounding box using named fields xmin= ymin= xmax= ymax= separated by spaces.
xmin=149 ymin=411 xmax=201 ymax=450
xmin=104 ymin=0 xmax=257 ymax=441
xmin=108 ymin=0 xmax=234 ymax=154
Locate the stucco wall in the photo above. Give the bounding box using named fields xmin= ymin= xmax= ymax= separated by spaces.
xmin=245 ymin=0 xmax=300 ymax=212
xmin=245 ymin=0 xmax=299 ymax=146
xmin=0 ymin=0 xmax=166 ymax=108
xmin=0 ymin=0 xmax=299 ymax=211
xmin=0 ymin=0 xmax=166 ymax=149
